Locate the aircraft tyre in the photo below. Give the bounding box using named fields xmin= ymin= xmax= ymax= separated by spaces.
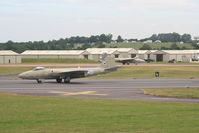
xmin=56 ymin=78 xmax=62 ymax=83
xmin=64 ymin=77 xmax=70 ymax=83
xmin=37 ymin=79 xmax=42 ymax=84
xmin=127 ymin=62 xmax=130 ymax=65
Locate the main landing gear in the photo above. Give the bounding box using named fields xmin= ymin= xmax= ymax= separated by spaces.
xmin=37 ymin=79 xmax=42 ymax=83
xmin=56 ymin=78 xmax=62 ymax=83
xmin=56 ymin=77 xmax=71 ymax=84
xmin=122 ymin=62 xmax=130 ymax=65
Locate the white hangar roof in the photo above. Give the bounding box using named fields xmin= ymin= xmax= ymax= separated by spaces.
xmin=111 ymin=48 xmax=137 ymax=53
xmin=137 ymin=50 xmax=149 ymax=54
xmin=86 ymin=48 xmax=120 ymax=54
xmin=21 ymin=50 xmax=90 ymax=55
xmin=153 ymin=50 xmax=199 ymax=55
xmin=137 ymin=50 xmax=158 ymax=54
xmin=0 ymin=50 xmax=19 ymax=55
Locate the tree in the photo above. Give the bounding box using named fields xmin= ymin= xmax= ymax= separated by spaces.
xmin=116 ymin=35 xmax=123 ymax=43
xmin=149 ymin=34 xmax=158 ymax=42
xmin=99 ymin=34 xmax=107 ymax=43
xmin=157 ymin=32 xmax=181 ymax=42
xmin=89 ymin=35 xmax=99 ymax=43
xmin=140 ymin=44 xmax=152 ymax=50
xmin=181 ymin=34 xmax=192 ymax=43
xmin=106 ymin=34 xmax=113 ymax=43
xmin=81 ymin=44 xmax=90 ymax=50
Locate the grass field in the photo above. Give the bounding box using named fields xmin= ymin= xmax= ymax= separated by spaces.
xmin=143 ymin=88 xmax=199 ymax=99
xmin=92 ymin=66 xmax=199 ymax=79
xmin=22 ymin=58 xmax=98 ymax=64
xmin=0 ymin=93 xmax=199 ymax=133
xmin=1 ymin=66 xmax=199 ymax=79
xmin=105 ymin=42 xmax=194 ymax=49
xmin=0 ymin=67 xmax=33 ymax=75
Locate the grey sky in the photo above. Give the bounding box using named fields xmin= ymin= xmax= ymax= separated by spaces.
xmin=0 ymin=0 xmax=198 ymax=42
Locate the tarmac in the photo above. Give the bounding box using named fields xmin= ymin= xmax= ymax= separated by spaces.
xmin=1 ymin=75 xmax=199 ymax=103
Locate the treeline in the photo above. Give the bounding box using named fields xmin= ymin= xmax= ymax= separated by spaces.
xmin=139 ymin=43 xmax=194 ymax=50
xmin=140 ymin=33 xmax=192 ymax=43
xmin=0 ymin=33 xmax=197 ymax=53
xmin=0 ymin=34 xmax=113 ymax=53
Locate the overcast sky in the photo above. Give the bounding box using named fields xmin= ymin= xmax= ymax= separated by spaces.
xmin=0 ymin=0 xmax=198 ymax=42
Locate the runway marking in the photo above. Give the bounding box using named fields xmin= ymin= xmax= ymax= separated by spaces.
xmin=49 ymin=91 xmax=108 ymax=96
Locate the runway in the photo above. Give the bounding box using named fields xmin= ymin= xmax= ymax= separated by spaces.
xmin=1 ymin=75 xmax=199 ymax=103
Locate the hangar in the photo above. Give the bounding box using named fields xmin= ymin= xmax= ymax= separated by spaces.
xmin=137 ymin=50 xmax=157 ymax=60
xmin=19 ymin=49 xmax=199 ymax=63
xmin=86 ymin=48 xmax=120 ymax=61
xmin=0 ymin=50 xmax=21 ymax=64
xmin=152 ymin=50 xmax=199 ymax=62
xmin=114 ymin=48 xmax=137 ymax=58
xmin=21 ymin=50 xmax=90 ymax=59
xmin=86 ymin=48 xmax=137 ymax=60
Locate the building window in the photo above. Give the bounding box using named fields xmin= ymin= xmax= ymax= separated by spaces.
xmin=115 ymin=54 xmax=119 ymax=58
xmin=147 ymin=54 xmax=150 ymax=59
xmin=131 ymin=54 xmax=136 ymax=58
xmin=83 ymin=55 xmax=88 ymax=59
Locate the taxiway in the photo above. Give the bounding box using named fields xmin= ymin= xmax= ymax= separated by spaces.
xmin=0 ymin=75 xmax=199 ymax=103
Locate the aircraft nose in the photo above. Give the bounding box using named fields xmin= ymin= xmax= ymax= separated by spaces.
xmin=18 ymin=73 xmax=25 ymax=79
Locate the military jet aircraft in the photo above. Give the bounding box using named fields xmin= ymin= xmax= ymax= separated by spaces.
xmin=18 ymin=56 xmax=119 ymax=83
xmin=115 ymin=57 xmax=145 ymax=65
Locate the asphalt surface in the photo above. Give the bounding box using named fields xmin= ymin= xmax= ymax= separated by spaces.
xmin=1 ymin=75 xmax=199 ymax=103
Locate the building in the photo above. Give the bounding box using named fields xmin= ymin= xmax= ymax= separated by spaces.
xmin=155 ymin=40 xmax=161 ymax=43
xmin=0 ymin=50 xmax=21 ymax=64
xmin=86 ymin=48 xmax=120 ymax=61
xmin=137 ymin=50 xmax=157 ymax=59
xmin=86 ymin=48 xmax=137 ymax=60
xmin=107 ymin=48 xmax=137 ymax=58
xmin=152 ymin=50 xmax=199 ymax=62
xmin=194 ymin=37 xmax=199 ymax=41
xmin=21 ymin=50 xmax=90 ymax=59
xmin=143 ymin=40 xmax=153 ymax=43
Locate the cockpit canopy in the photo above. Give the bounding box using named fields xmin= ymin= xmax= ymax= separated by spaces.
xmin=33 ymin=67 xmax=45 ymax=71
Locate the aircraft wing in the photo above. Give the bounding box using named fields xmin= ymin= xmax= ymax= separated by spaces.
xmin=115 ymin=58 xmax=135 ymax=63
xmin=115 ymin=58 xmax=145 ymax=65
xmin=57 ymin=69 xmax=88 ymax=78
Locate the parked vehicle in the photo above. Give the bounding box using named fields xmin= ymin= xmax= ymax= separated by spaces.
xmin=168 ymin=59 xmax=176 ymax=63
xmin=144 ymin=59 xmax=154 ymax=63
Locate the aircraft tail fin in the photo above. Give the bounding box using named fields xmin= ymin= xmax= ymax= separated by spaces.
xmin=100 ymin=56 xmax=116 ymax=69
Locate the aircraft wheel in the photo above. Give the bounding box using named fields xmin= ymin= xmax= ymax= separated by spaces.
xmin=56 ymin=78 xmax=62 ymax=83
xmin=122 ymin=62 xmax=125 ymax=65
xmin=127 ymin=62 xmax=130 ymax=65
xmin=64 ymin=77 xmax=70 ymax=83
xmin=37 ymin=79 xmax=42 ymax=84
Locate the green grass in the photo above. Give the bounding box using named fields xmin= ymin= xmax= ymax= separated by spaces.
xmin=22 ymin=58 xmax=98 ymax=64
xmin=105 ymin=42 xmax=194 ymax=49
xmin=150 ymin=62 xmax=199 ymax=65
xmin=0 ymin=67 xmax=33 ymax=75
xmin=1 ymin=66 xmax=199 ymax=79
xmin=92 ymin=66 xmax=199 ymax=79
xmin=0 ymin=93 xmax=199 ymax=133
xmin=143 ymin=88 xmax=199 ymax=99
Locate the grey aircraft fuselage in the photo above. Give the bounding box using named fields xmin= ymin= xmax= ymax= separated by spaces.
xmin=19 ymin=56 xmax=119 ymax=83
xmin=115 ymin=57 xmax=145 ymax=65
xmin=18 ymin=66 xmax=118 ymax=83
